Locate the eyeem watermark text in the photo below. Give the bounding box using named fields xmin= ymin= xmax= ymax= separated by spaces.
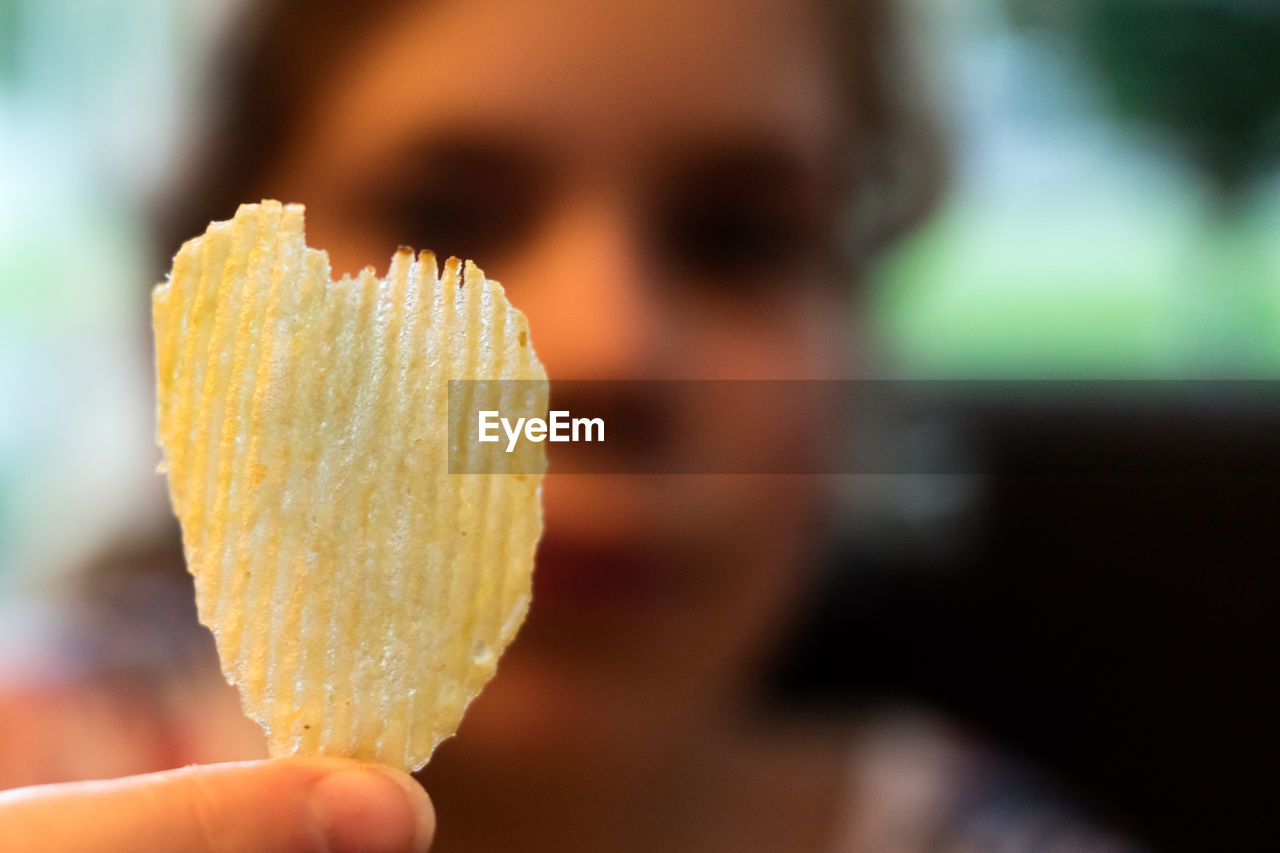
xmin=478 ymin=410 xmax=605 ymax=452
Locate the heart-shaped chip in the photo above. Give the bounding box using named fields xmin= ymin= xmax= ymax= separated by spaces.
xmin=152 ymin=200 xmax=546 ymax=770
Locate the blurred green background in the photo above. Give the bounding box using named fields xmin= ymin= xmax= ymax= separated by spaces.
xmin=2 ymin=0 xmax=1278 ymax=587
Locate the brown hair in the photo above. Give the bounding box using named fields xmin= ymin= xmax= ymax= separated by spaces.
xmin=152 ymin=0 xmax=945 ymax=273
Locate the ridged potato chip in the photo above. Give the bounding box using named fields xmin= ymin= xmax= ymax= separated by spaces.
xmin=153 ymin=200 xmax=546 ymax=771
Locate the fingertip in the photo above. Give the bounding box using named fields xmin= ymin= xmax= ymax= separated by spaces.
xmin=366 ymin=765 xmax=435 ymax=847
xmin=310 ymin=764 xmax=434 ymax=853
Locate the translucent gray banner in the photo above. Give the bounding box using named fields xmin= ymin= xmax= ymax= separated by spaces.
xmin=447 ymin=380 xmax=1280 ymax=474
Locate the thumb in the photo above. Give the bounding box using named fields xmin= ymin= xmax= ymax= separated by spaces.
xmin=0 ymin=758 xmax=434 ymax=853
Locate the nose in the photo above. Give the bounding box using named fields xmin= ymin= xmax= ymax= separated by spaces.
xmin=498 ymin=190 xmax=662 ymax=380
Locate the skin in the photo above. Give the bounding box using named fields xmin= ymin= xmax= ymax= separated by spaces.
xmin=0 ymin=758 xmax=434 ymax=853
xmin=0 ymin=0 xmax=862 ymax=850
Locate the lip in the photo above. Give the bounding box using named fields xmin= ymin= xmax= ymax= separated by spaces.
xmin=531 ymin=536 xmax=669 ymax=611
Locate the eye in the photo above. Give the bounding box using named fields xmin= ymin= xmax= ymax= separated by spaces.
xmin=383 ymin=188 xmax=521 ymax=264
xmin=366 ymin=139 xmax=544 ymax=265
xmin=656 ymin=191 xmax=812 ymax=279
xmin=650 ymin=143 xmax=832 ymax=290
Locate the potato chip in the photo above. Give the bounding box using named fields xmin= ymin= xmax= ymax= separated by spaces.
xmin=152 ymin=200 xmax=546 ymax=771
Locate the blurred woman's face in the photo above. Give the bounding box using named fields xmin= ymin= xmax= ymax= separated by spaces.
xmin=262 ymin=0 xmax=851 ymax=761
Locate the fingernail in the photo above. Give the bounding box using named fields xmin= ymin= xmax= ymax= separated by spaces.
xmin=311 ymin=764 xmax=434 ymax=853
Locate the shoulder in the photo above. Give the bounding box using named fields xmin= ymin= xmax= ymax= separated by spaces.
xmin=828 ymin=708 xmax=1147 ymax=853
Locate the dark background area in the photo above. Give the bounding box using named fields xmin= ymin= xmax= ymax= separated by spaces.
xmin=779 ymin=395 xmax=1278 ymax=852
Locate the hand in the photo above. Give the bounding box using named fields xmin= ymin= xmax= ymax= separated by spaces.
xmin=0 ymin=758 xmax=434 ymax=853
